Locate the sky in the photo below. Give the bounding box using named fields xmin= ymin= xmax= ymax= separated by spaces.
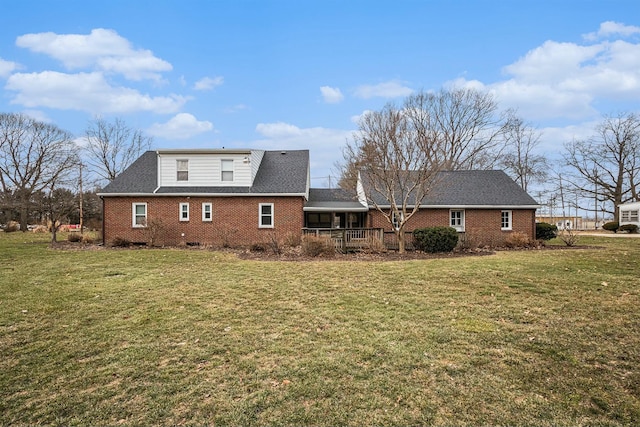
xmin=1 ymin=0 xmax=639 ymax=189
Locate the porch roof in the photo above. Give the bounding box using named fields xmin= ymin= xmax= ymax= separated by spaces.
xmin=304 ymin=188 xmax=368 ymax=212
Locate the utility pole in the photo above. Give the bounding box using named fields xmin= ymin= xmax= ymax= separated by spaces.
xmin=594 ymin=169 xmax=598 ymax=229
xmin=79 ymin=162 xmax=84 ymax=236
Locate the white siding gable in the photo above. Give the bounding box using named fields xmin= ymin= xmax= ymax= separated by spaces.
xmin=157 ymin=151 xmax=257 ymax=187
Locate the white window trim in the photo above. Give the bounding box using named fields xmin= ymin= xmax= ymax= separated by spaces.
xmin=179 ymin=202 xmax=190 ymax=222
xmin=259 ymin=203 xmax=274 ymax=228
xmin=501 ymin=210 xmax=513 ymax=231
xmin=450 ymin=209 xmax=465 ymax=232
xmin=202 ymin=202 xmax=212 ymax=222
xmin=621 ymin=209 xmax=638 ymax=222
xmin=132 ymin=203 xmax=147 ymax=228
xmin=177 ymin=159 xmax=189 ymax=182
xmin=221 ymin=159 xmax=234 ymax=182
xmin=391 ymin=210 xmax=404 ymax=230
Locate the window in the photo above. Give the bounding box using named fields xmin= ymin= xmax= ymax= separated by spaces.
xmin=306 ymin=213 xmax=331 ymax=228
xmin=177 ymin=159 xmax=189 ymax=181
xmin=202 ymin=203 xmax=212 ymax=222
xmin=450 ymin=209 xmax=465 ymax=232
xmin=179 ymin=203 xmax=189 ymax=221
xmin=221 ymin=159 xmax=234 ymax=182
xmin=622 ymin=209 xmax=639 ymax=222
xmin=259 ymin=203 xmax=274 ymax=228
xmin=132 ymin=203 xmax=147 ymax=227
xmin=501 ymin=210 xmax=512 ymax=230
xmin=392 ymin=211 xmax=404 ymax=230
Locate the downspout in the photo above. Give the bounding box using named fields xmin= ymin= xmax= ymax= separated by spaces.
xmin=100 ymin=196 xmax=105 ymax=245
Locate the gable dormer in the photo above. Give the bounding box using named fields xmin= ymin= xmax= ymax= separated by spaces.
xmin=157 ymin=149 xmax=264 ymax=188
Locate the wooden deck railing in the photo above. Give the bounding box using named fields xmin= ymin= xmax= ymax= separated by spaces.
xmin=302 ymin=228 xmax=385 ymax=252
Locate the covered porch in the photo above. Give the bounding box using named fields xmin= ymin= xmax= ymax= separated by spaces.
xmin=303 ymin=188 xmax=382 ymax=252
xmin=302 ymin=227 xmax=384 ymax=252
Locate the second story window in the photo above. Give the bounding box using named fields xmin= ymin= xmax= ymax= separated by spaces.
xmin=221 ymin=159 xmax=234 ymax=182
xmin=177 ymin=159 xmax=189 ymax=181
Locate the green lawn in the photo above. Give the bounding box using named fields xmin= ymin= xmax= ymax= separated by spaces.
xmin=1 ymin=232 xmax=639 ymax=426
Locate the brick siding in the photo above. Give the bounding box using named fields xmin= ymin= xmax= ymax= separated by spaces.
xmin=368 ymin=208 xmax=536 ymax=247
xmin=103 ymin=196 xmax=305 ymax=247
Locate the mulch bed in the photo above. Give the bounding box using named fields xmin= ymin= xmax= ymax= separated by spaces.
xmin=49 ymin=240 xmax=602 ymax=261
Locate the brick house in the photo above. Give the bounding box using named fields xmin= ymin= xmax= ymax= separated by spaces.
xmin=362 ymin=170 xmax=539 ymax=248
xmin=98 ymin=149 xmax=539 ymax=248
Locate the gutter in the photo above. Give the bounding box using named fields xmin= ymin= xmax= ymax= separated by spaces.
xmin=373 ymin=204 xmax=541 ymax=209
xmin=97 ymin=192 xmax=309 ymax=198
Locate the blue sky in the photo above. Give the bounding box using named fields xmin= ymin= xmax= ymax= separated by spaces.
xmin=1 ymin=0 xmax=639 ymax=188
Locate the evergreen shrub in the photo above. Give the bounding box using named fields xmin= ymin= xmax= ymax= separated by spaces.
xmin=602 ymin=221 xmax=619 ymax=233
xmin=619 ymin=224 xmax=638 ymax=233
xmin=536 ymin=222 xmax=557 ymax=241
xmin=413 ymin=226 xmax=459 ymax=253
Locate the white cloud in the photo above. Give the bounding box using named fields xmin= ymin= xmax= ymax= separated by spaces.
xmin=194 ymin=76 xmax=224 ymax=91
xmin=15 ymin=28 xmax=172 ymax=81
xmin=503 ymin=41 xmax=602 ymax=84
xmin=320 ymin=86 xmax=344 ymax=103
xmin=21 ymin=109 xmax=52 ymax=123
xmin=350 ymin=110 xmax=373 ymax=125
xmin=0 ymin=58 xmax=19 ymax=78
xmin=255 ymin=122 xmax=304 ymax=138
xmin=354 ymin=80 xmax=413 ymax=99
xmin=449 ymin=25 xmax=640 ymax=121
xmin=583 ymin=21 xmax=640 ymax=41
xmin=253 ymin=121 xmax=354 ymax=186
xmin=539 ymin=121 xmax=599 ymax=153
xmin=147 ymin=113 xmax=214 ymax=140
xmin=6 ymin=71 xmax=187 ymax=114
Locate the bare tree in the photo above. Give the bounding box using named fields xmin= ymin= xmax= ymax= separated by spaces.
xmin=339 ymin=87 xmax=506 ymax=188
xmin=345 ymin=103 xmax=443 ymax=253
xmin=564 ymin=113 xmax=640 ymax=222
xmin=43 ymin=187 xmax=78 ymax=244
xmin=0 ymin=113 xmax=78 ymax=232
xmin=499 ymin=110 xmax=548 ymax=191
xmin=422 ymin=87 xmax=506 ymax=170
xmin=84 ymin=117 xmax=152 ymax=183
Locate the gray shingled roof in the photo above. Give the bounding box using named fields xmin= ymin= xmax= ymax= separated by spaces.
xmin=100 ymin=151 xmax=158 ymax=194
xmin=99 ymin=150 xmax=309 ymax=195
xmin=304 ymin=188 xmax=367 ymax=211
xmin=367 ymin=170 xmax=539 ymax=207
xmin=250 ymin=150 xmax=308 ymax=193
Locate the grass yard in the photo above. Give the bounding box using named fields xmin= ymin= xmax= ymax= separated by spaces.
xmin=1 ymin=232 xmax=639 ymax=426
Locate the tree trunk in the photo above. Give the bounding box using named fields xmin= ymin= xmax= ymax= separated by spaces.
xmin=19 ymin=202 xmax=28 ymax=233
xmin=51 ymin=226 xmax=58 ymax=244
xmin=397 ymin=229 xmax=406 ymax=254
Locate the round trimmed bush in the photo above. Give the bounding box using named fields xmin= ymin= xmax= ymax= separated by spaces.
xmin=413 ymin=226 xmax=459 ymax=253
xmin=536 ymin=222 xmax=557 ymax=241
xmin=619 ymin=224 xmax=638 ymax=233
xmin=602 ymin=221 xmax=619 ymax=233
